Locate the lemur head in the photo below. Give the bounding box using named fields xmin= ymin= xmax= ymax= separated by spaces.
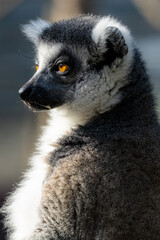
xmin=19 ymin=15 xmax=133 ymax=121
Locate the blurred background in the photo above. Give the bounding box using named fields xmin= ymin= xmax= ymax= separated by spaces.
xmin=0 ymin=0 xmax=160 ymax=238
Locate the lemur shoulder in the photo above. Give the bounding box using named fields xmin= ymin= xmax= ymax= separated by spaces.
xmin=2 ymin=15 xmax=160 ymax=240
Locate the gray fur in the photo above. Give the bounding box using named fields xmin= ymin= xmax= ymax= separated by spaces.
xmin=2 ymin=14 xmax=160 ymax=240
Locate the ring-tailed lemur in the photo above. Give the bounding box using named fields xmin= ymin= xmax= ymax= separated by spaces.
xmin=2 ymin=15 xmax=160 ymax=240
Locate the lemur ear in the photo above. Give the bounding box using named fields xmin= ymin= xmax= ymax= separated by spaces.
xmin=92 ymin=18 xmax=130 ymax=65
xmin=21 ymin=18 xmax=50 ymax=44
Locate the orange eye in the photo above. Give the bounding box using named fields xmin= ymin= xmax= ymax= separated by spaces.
xmin=36 ymin=65 xmax=39 ymax=71
xmin=58 ymin=64 xmax=69 ymax=73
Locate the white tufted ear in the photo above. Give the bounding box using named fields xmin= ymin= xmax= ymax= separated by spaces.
xmin=21 ymin=18 xmax=51 ymax=44
xmin=92 ymin=17 xmax=133 ymax=62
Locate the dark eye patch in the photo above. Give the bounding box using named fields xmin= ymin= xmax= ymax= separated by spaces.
xmin=48 ymin=48 xmax=81 ymax=78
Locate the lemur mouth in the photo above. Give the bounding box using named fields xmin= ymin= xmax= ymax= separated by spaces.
xmin=23 ymin=101 xmax=51 ymax=111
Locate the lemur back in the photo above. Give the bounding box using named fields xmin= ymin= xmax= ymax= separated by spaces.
xmin=2 ymin=15 xmax=160 ymax=240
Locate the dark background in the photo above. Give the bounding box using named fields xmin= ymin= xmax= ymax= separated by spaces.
xmin=0 ymin=0 xmax=160 ymax=239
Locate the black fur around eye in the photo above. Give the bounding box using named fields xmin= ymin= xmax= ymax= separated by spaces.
xmin=50 ymin=57 xmax=74 ymax=76
xmin=48 ymin=48 xmax=79 ymax=77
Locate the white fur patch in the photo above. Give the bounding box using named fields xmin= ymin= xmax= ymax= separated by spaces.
xmin=92 ymin=17 xmax=133 ymax=67
xmin=3 ymin=160 xmax=48 ymax=240
xmin=36 ymin=42 xmax=62 ymax=72
xmin=2 ymin=108 xmax=82 ymax=240
xmin=92 ymin=16 xmax=132 ymax=50
xmin=22 ymin=18 xmax=50 ymax=44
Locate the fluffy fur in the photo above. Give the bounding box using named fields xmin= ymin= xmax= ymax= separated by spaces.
xmin=21 ymin=19 xmax=50 ymax=44
xmin=2 ymin=15 xmax=160 ymax=240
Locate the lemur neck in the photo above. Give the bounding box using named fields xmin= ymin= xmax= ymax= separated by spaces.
xmin=38 ymin=90 xmax=122 ymax=158
xmin=37 ymin=107 xmax=89 ymax=158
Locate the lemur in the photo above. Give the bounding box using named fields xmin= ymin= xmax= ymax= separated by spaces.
xmin=2 ymin=15 xmax=160 ymax=240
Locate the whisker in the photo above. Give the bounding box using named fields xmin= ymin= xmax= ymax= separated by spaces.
xmin=18 ymin=49 xmax=33 ymax=61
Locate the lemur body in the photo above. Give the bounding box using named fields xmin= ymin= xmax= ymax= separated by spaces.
xmin=2 ymin=15 xmax=160 ymax=240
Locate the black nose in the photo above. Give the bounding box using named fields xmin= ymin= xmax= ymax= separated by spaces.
xmin=19 ymin=85 xmax=32 ymax=101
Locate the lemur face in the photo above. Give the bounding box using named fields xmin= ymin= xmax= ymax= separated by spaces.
xmin=19 ymin=16 xmax=132 ymax=114
xmin=19 ymin=43 xmax=81 ymax=111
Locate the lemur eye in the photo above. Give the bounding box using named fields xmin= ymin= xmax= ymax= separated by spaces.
xmin=58 ymin=63 xmax=69 ymax=73
xmin=36 ymin=65 xmax=39 ymax=71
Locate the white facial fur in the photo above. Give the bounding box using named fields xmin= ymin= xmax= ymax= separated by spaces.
xmin=21 ymin=19 xmax=50 ymax=44
xmin=36 ymin=42 xmax=62 ymax=72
